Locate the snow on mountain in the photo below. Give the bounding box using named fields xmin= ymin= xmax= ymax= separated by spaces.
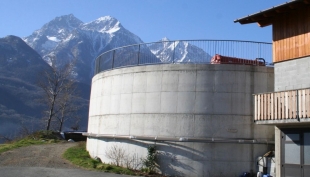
xmin=47 ymin=36 xmax=61 ymax=42
xmin=23 ymin=14 xmax=210 ymax=84
xmin=23 ymin=14 xmax=83 ymax=64
xmin=149 ymin=38 xmax=212 ymax=63
xmin=81 ymin=16 xmax=121 ymax=34
xmin=23 ymin=14 xmax=145 ymax=84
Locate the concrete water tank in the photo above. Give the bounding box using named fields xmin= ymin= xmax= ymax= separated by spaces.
xmin=86 ymin=63 xmax=274 ymax=176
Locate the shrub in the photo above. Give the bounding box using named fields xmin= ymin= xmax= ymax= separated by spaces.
xmin=105 ymin=145 xmax=126 ymax=166
xmin=143 ymin=145 xmax=157 ymax=173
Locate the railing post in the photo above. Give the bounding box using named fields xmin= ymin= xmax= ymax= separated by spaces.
xmin=297 ymin=90 xmax=300 ymax=121
xmin=97 ymin=56 xmax=100 ymax=74
xmin=254 ymin=95 xmax=257 ymax=122
xmin=271 ymin=92 xmax=274 ymax=120
xmin=95 ymin=57 xmax=97 ymax=74
xmin=258 ymin=43 xmax=261 ymax=60
xmin=173 ymin=41 xmax=176 ymax=64
xmin=215 ymin=41 xmax=217 ymax=55
xmin=137 ymin=44 xmax=140 ymax=65
xmin=112 ymin=50 xmax=115 ymax=69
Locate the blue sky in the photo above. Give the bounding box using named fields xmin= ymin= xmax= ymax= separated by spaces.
xmin=0 ymin=0 xmax=286 ymax=43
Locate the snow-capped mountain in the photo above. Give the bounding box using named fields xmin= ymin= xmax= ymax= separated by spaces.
xmin=24 ymin=14 xmax=211 ymax=84
xmin=24 ymin=14 xmax=146 ymax=84
xmin=81 ymin=16 xmax=121 ymax=34
xmin=149 ymin=37 xmax=212 ymax=63
xmin=24 ymin=14 xmax=83 ymax=58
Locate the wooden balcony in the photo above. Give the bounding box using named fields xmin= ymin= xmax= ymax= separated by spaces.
xmin=254 ymin=88 xmax=310 ymax=125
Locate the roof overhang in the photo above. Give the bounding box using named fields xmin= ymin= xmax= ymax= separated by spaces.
xmin=234 ymin=0 xmax=310 ymax=27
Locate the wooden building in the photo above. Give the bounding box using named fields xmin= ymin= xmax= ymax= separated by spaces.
xmin=235 ymin=0 xmax=310 ymax=177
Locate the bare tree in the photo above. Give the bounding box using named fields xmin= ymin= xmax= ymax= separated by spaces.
xmin=38 ymin=58 xmax=78 ymax=131
xmin=56 ymin=85 xmax=80 ymax=132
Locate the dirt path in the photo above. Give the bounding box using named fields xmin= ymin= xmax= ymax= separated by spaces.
xmin=0 ymin=142 xmax=133 ymax=177
xmin=0 ymin=141 xmax=78 ymax=168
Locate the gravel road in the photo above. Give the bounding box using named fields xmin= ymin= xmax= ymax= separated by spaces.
xmin=0 ymin=142 xmax=130 ymax=177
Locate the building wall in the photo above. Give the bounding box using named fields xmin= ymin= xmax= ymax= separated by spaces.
xmin=87 ymin=64 xmax=274 ymax=176
xmin=274 ymin=56 xmax=310 ymax=92
xmin=273 ymin=5 xmax=310 ymax=63
xmin=273 ymin=55 xmax=310 ymax=177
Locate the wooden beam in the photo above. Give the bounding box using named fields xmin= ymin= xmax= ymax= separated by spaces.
xmin=303 ymin=0 xmax=310 ymax=4
xmin=250 ymin=15 xmax=267 ymax=22
xmin=238 ymin=18 xmax=255 ymax=25
xmin=275 ymin=7 xmax=291 ymax=13
xmin=239 ymin=21 xmax=257 ymax=25
xmin=263 ymin=11 xmax=277 ymax=17
xmin=289 ymin=3 xmax=304 ymax=9
xmin=257 ymin=20 xmax=272 ymax=27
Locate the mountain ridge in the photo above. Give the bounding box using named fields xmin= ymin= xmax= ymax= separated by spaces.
xmin=23 ymin=14 xmax=144 ymax=84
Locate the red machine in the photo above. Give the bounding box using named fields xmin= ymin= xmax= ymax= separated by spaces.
xmin=211 ymin=54 xmax=265 ymax=66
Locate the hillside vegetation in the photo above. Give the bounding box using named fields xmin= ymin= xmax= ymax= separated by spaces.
xmin=0 ymin=131 xmax=60 ymax=154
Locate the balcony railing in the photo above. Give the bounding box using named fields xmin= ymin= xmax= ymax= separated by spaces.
xmin=95 ymin=40 xmax=272 ymax=74
xmin=254 ymin=88 xmax=310 ymax=122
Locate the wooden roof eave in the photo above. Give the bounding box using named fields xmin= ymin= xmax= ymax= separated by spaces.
xmin=237 ymin=17 xmax=273 ymax=27
xmin=236 ymin=13 xmax=275 ymax=27
xmin=257 ymin=20 xmax=273 ymax=27
xmin=234 ymin=0 xmax=309 ymax=26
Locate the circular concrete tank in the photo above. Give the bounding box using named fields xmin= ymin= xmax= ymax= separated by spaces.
xmin=86 ymin=64 xmax=274 ymax=176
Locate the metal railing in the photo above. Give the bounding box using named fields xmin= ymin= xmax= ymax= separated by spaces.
xmin=254 ymin=88 xmax=310 ymax=121
xmin=95 ymin=40 xmax=272 ymax=74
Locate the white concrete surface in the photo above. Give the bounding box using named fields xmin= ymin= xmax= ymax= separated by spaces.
xmin=87 ymin=64 xmax=275 ymax=176
xmin=275 ymin=56 xmax=310 ymax=91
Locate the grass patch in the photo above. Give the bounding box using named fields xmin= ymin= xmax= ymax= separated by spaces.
xmin=0 ymin=130 xmax=60 ymax=154
xmin=63 ymin=142 xmax=145 ymax=176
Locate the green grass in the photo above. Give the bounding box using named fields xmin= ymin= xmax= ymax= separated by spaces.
xmin=0 ymin=133 xmax=159 ymax=176
xmin=63 ymin=142 xmax=143 ymax=176
xmin=0 ymin=130 xmax=60 ymax=154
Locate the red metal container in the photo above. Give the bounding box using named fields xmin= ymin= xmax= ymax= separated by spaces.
xmin=211 ymin=54 xmax=265 ymax=66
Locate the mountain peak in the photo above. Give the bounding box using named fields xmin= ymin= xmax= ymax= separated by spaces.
xmin=23 ymin=14 xmax=144 ymax=83
xmin=0 ymin=35 xmax=49 ymax=70
xmin=27 ymin=14 xmax=83 ymax=39
xmin=47 ymin=14 xmax=83 ymax=29
xmin=95 ymin=16 xmax=116 ymax=22
xmin=82 ymin=16 xmax=121 ymax=33
xmin=3 ymin=35 xmax=23 ymax=42
xmin=2 ymin=35 xmax=33 ymax=50
xmin=161 ymin=37 xmax=170 ymax=42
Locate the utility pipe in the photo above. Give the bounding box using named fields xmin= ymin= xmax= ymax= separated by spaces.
xmin=83 ymin=133 xmax=274 ymax=145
